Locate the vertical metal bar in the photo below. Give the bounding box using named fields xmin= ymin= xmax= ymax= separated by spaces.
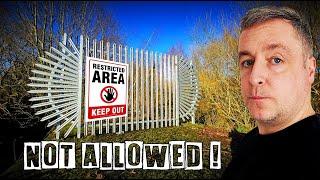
xmin=101 ymin=40 xmax=107 ymax=134
xmin=106 ymin=41 xmax=110 ymax=133
xmin=124 ymin=46 xmax=128 ymax=132
xmin=192 ymin=112 xmax=195 ymax=124
xmin=119 ymin=44 xmax=123 ymax=134
xmin=130 ymin=48 xmax=134 ymax=131
xmin=77 ymin=35 xmax=83 ymax=138
xmin=172 ymin=55 xmax=176 ymax=126
xmin=159 ymin=53 xmax=163 ymax=127
xmin=168 ymin=55 xmax=172 ymax=127
xmin=93 ymin=39 xmax=97 ymax=57
xmin=164 ymin=54 xmax=168 ymax=127
xmin=146 ymin=51 xmax=149 ymax=129
xmin=106 ymin=42 xmax=110 ymax=60
xmin=107 ymin=119 xmax=109 ymax=133
xmin=140 ymin=49 xmax=144 ymax=130
xmin=85 ymin=36 xmax=89 ymax=136
xmin=112 ymin=43 xmax=116 ymax=133
xmin=101 ymin=40 xmax=104 ymax=59
xmin=175 ymin=56 xmax=180 ymax=126
xmin=155 ymin=52 xmax=159 ymax=128
xmin=150 ymin=51 xmax=154 ymax=128
xmin=86 ymin=37 xmax=89 ymax=57
xmin=92 ymin=39 xmax=96 ymax=135
xmin=102 ymin=40 xmax=105 ymax=134
xmin=135 ymin=49 xmax=139 ymax=130
xmin=99 ymin=40 xmax=103 ymax=135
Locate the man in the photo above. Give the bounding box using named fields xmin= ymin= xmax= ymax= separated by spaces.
xmin=222 ymin=6 xmax=320 ymax=179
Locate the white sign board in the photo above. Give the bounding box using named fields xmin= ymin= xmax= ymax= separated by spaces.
xmin=84 ymin=57 xmax=128 ymax=122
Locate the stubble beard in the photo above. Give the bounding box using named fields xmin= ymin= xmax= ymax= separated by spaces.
xmin=253 ymin=109 xmax=285 ymax=126
xmin=247 ymin=99 xmax=289 ymax=127
xmin=248 ymin=93 xmax=305 ymax=130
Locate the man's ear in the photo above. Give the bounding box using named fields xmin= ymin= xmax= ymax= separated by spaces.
xmin=307 ymin=56 xmax=317 ymax=84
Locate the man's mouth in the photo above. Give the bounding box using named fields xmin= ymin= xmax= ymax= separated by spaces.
xmin=248 ymin=96 xmax=269 ymax=100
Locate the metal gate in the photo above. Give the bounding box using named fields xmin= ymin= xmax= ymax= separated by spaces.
xmin=28 ymin=34 xmax=200 ymax=139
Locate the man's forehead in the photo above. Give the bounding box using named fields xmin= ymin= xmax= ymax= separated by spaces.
xmin=238 ymin=20 xmax=301 ymax=55
xmin=263 ymin=43 xmax=291 ymax=52
xmin=239 ymin=19 xmax=300 ymax=42
xmin=238 ymin=42 xmax=293 ymax=58
xmin=251 ymin=42 xmax=290 ymax=52
xmin=240 ymin=18 xmax=295 ymax=34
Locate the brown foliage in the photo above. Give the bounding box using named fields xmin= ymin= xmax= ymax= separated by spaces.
xmin=193 ymin=30 xmax=255 ymax=133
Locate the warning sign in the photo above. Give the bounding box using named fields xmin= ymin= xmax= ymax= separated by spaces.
xmin=84 ymin=57 xmax=128 ymax=122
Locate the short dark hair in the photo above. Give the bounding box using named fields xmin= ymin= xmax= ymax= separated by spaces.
xmin=240 ymin=6 xmax=313 ymax=56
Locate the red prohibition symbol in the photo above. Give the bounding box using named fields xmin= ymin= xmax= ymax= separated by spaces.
xmin=100 ymin=86 xmax=118 ymax=103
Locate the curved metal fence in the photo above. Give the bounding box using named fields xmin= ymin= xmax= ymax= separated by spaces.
xmin=28 ymin=34 xmax=200 ymax=139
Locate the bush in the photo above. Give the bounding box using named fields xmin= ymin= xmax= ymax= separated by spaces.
xmin=192 ymin=30 xmax=255 ymax=133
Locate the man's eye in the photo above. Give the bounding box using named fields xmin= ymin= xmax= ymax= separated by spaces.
xmin=242 ymin=60 xmax=254 ymax=67
xmin=271 ymin=57 xmax=283 ymax=64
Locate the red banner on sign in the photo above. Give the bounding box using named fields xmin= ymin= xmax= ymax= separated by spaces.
xmin=88 ymin=104 xmax=126 ymax=119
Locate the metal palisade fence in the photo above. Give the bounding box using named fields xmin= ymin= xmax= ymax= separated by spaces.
xmin=28 ymin=34 xmax=200 ymax=139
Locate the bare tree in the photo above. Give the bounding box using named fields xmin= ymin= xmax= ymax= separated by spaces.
xmin=167 ymin=42 xmax=186 ymax=58
xmin=0 ymin=1 xmax=123 ymax=128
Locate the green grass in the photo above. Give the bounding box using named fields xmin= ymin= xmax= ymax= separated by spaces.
xmin=1 ymin=122 xmax=234 ymax=179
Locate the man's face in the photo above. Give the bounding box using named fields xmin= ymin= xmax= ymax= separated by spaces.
xmin=239 ymin=19 xmax=315 ymax=124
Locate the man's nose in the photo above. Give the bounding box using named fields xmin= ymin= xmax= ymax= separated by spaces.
xmin=249 ymin=59 xmax=267 ymax=87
